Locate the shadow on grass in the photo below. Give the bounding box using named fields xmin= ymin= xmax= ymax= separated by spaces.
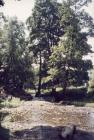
xmin=2 ymin=88 xmax=33 ymax=101
xmin=37 ymin=88 xmax=94 ymax=107
xmin=0 ymin=125 xmax=10 ymax=140
xmin=12 ymin=125 xmax=94 ymax=140
xmin=0 ymin=112 xmax=10 ymax=140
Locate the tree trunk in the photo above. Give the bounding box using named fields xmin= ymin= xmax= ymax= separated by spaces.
xmin=36 ymin=51 xmax=42 ymax=97
xmin=63 ymin=69 xmax=69 ymax=96
xmin=63 ymin=81 xmax=67 ymax=95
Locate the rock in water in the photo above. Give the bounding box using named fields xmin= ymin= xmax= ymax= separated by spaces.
xmin=60 ymin=125 xmax=76 ymax=140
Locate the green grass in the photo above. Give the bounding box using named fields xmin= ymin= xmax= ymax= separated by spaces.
xmin=56 ymin=87 xmax=63 ymax=92
xmin=85 ymin=102 xmax=94 ymax=107
xmin=41 ymin=87 xmax=63 ymax=94
xmin=62 ymin=98 xmax=94 ymax=107
xmin=1 ymin=97 xmax=22 ymax=108
xmin=25 ymin=88 xmax=36 ymax=94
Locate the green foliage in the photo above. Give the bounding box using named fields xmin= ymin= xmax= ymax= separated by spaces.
xmin=27 ymin=0 xmax=63 ymax=95
xmin=27 ymin=0 xmax=63 ymax=55
xmin=0 ymin=0 xmax=4 ymax=6
xmin=47 ymin=0 xmax=93 ymax=92
xmin=0 ymin=0 xmax=93 ymax=98
xmin=88 ymin=69 xmax=94 ymax=95
xmin=26 ymin=0 xmax=93 ymax=95
xmin=0 ymin=17 xmax=34 ymax=93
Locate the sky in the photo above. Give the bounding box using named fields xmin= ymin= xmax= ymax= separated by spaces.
xmin=0 ymin=0 xmax=94 ymax=22
xmin=0 ymin=0 xmax=94 ymax=63
xmin=0 ymin=0 xmax=35 ymax=21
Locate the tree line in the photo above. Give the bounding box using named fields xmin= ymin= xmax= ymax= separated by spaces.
xmin=0 ymin=0 xmax=94 ymax=97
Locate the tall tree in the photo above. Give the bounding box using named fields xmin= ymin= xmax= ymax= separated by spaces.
xmin=48 ymin=0 xmax=93 ymax=94
xmin=2 ymin=17 xmax=34 ymax=94
xmin=27 ymin=0 xmax=63 ymax=96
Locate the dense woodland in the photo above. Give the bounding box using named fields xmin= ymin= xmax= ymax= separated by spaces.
xmin=0 ymin=0 xmax=94 ymax=98
xmin=0 ymin=0 xmax=94 ymax=140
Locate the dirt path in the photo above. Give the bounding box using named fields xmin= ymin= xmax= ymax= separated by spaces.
xmin=1 ymin=100 xmax=94 ymax=133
